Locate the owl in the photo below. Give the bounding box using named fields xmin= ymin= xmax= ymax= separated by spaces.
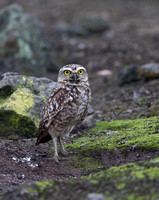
xmin=36 ymin=64 xmax=91 ymax=163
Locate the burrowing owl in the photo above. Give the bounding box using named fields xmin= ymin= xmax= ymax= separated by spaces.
xmin=36 ymin=64 xmax=91 ymax=163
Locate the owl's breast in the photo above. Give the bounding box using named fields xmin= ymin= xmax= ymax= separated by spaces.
xmin=50 ymin=85 xmax=91 ymax=132
xmin=70 ymin=85 xmax=91 ymax=123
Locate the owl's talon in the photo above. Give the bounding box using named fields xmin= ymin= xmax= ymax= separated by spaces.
xmin=61 ymin=150 xmax=69 ymax=157
xmin=54 ymin=156 xmax=60 ymax=164
xmin=55 ymin=160 xmax=60 ymax=164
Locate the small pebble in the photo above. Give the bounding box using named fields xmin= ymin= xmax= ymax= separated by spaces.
xmin=86 ymin=193 xmax=105 ymax=200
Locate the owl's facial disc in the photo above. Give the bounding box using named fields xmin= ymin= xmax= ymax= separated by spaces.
xmin=58 ymin=64 xmax=89 ymax=85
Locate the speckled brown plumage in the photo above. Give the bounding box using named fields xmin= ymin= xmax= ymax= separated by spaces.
xmin=36 ymin=64 xmax=91 ymax=163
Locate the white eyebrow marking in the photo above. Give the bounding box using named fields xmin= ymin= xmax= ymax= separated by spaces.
xmin=76 ymin=67 xmax=85 ymax=72
xmin=63 ymin=68 xmax=72 ymax=71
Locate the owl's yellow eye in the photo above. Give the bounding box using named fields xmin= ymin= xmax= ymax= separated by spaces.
xmin=64 ymin=70 xmax=71 ymax=75
xmin=78 ymin=69 xmax=84 ymax=75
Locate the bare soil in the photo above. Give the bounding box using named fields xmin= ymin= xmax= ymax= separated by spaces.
xmin=1 ymin=138 xmax=159 ymax=194
xmin=1 ymin=0 xmax=159 ymax=194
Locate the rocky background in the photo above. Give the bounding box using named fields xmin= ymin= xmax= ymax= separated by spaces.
xmin=0 ymin=0 xmax=159 ymax=199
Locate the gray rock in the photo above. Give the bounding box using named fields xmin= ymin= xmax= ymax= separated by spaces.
xmin=55 ymin=17 xmax=110 ymax=37
xmin=56 ymin=22 xmax=89 ymax=37
xmin=140 ymin=63 xmax=159 ymax=78
xmin=81 ymin=17 xmax=110 ymax=33
xmin=118 ymin=63 xmax=159 ymax=85
xmin=86 ymin=193 xmax=105 ymax=200
xmin=118 ymin=65 xmax=140 ymax=86
xmin=0 ymin=4 xmax=56 ymax=76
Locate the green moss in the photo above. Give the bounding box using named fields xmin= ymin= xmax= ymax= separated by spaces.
xmin=22 ymin=76 xmax=27 ymax=82
xmin=8 ymin=135 xmax=19 ymax=140
xmin=0 ymin=110 xmax=37 ymax=138
xmin=0 ymin=87 xmax=42 ymax=136
xmin=67 ymin=116 xmax=159 ymax=154
xmin=39 ymin=94 xmax=47 ymax=103
xmin=36 ymin=180 xmax=54 ymax=192
xmin=0 ymin=87 xmax=39 ymax=137
xmin=66 ymin=155 xmax=105 ymax=175
xmin=83 ymin=157 xmax=159 ymax=199
xmin=0 ymin=88 xmax=34 ymax=117
xmin=116 ymin=183 xmax=126 ymax=190
xmin=0 ymin=85 xmax=14 ymax=103
xmin=4 ymin=157 xmax=159 ymax=200
xmin=27 ymin=188 xmax=38 ymax=196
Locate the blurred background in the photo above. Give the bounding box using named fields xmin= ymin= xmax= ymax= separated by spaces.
xmin=1 ymin=0 xmax=159 ymax=120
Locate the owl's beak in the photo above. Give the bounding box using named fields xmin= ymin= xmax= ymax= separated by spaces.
xmin=70 ymin=73 xmax=80 ymax=84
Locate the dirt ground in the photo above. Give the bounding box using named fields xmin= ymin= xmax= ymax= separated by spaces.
xmin=1 ymin=0 xmax=159 ymax=194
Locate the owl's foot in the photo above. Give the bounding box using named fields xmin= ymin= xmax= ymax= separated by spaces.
xmin=54 ymin=155 xmax=60 ymax=164
xmin=47 ymin=156 xmax=60 ymax=164
xmin=61 ymin=149 xmax=69 ymax=157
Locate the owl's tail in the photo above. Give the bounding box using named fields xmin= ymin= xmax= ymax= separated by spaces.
xmin=36 ymin=133 xmax=52 ymax=145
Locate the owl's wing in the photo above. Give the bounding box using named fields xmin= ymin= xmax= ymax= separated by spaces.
xmin=36 ymin=87 xmax=72 ymax=145
xmin=80 ymin=87 xmax=91 ymax=121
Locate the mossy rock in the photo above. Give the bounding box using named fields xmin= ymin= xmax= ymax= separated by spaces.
xmin=0 ymin=110 xmax=37 ymax=138
xmin=2 ymin=157 xmax=159 ymax=200
xmin=0 ymin=3 xmax=56 ymax=76
xmin=0 ymin=72 xmax=56 ymax=138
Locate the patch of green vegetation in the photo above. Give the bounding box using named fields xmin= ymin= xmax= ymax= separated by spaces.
xmin=0 ymin=110 xmax=37 ymax=138
xmin=136 ymin=96 xmax=148 ymax=103
xmin=27 ymin=188 xmax=38 ymax=196
xmin=0 ymin=88 xmax=34 ymax=117
xmin=67 ymin=116 xmax=159 ymax=154
xmin=83 ymin=157 xmax=159 ymax=199
xmin=0 ymin=87 xmax=40 ymax=137
xmin=8 ymin=135 xmax=19 ymax=140
xmin=36 ymin=180 xmax=54 ymax=192
xmin=3 ymin=157 xmax=159 ymax=200
xmin=0 ymin=85 xmax=14 ymax=103
xmin=66 ymin=155 xmax=105 ymax=175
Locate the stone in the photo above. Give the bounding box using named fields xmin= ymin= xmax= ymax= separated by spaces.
xmin=139 ymin=63 xmax=159 ymax=79
xmin=80 ymin=17 xmax=110 ymax=33
xmin=56 ymin=22 xmax=89 ymax=37
xmin=118 ymin=65 xmax=140 ymax=86
xmin=55 ymin=17 xmax=110 ymax=37
xmin=97 ymin=69 xmax=113 ymax=77
xmin=118 ymin=63 xmax=159 ymax=85
xmin=86 ymin=193 xmax=105 ymax=200
xmin=0 ymin=72 xmax=56 ymax=138
xmin=0 ymin=4 xmax=56 ymax=76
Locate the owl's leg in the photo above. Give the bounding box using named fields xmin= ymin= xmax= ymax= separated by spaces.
xmin=53 ymin=137 xmax=60 ymax=163
xmin=58 ymin=136 xmax=69 ymax=156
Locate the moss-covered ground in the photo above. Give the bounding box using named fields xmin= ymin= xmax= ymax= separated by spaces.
xmin=62 ymin=154 xmax=105 ymax=176
xmin=3 ymin=157 xmax=159 ymax=200
xmin=66 ymin=116 xmax=159 ymax=155
xmin=1 ymin=110 xmax=159 ymax=200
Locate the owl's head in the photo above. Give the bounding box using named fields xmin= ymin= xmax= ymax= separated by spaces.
xmin=57 ymin=64 xmax=89 ymax=85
